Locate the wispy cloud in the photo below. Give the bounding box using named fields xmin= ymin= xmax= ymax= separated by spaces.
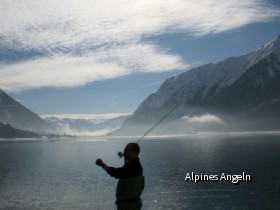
xmin=114 ymin=80 xmax=164 ymax=99
xmin=182 ymin=114 xmax=225 ymax=124
xmin=41 ymin=113 xmax=131 ymax=120
xmin=0 ymin=0 xmax=279 ymax=92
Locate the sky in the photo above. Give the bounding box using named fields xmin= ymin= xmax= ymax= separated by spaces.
xmin=0 ymin=0 xmax=280 ymax=118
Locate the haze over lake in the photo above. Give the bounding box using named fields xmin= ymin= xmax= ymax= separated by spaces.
xmin=0 ymin=134 xmax=279 ymax=210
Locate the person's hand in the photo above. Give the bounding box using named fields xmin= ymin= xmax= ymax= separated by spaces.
xmin=96 ymin=158 xmax=104 ymax=167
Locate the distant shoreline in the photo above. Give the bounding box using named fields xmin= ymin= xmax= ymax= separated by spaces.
xmin=1 ymin=130 xmax=280 ymax=142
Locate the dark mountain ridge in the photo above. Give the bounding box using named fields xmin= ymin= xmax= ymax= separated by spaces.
xmin=0 ymin=122 xmax=40 ymax=138
xmin=0 ymin=89 xmax=53 ymax=133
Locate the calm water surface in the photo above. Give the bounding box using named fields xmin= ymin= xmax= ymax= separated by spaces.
xmin=0 ymin=134 xmax=280 ymax=210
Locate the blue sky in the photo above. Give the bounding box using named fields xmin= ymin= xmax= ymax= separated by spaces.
xmin=0 ymin=0 xmax=280 ymax=118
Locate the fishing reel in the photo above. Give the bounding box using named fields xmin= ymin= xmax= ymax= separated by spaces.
xmin=117 ymin=151 xmax=123 ymax=158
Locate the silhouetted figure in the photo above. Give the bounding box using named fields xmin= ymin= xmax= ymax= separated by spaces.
xmin=96 ymin=142 xmax=144 ymax=210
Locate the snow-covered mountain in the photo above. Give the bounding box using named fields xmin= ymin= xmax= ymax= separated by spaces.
xmin=114 ymin=35 xmax=280 ymax=135
xmin=0 ymin=89 xmax=53 ymax=133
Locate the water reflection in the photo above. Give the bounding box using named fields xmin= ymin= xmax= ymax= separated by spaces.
xmin=0 ymin=135 xmax=279 ymax=209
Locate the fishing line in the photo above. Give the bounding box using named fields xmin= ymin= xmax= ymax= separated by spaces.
xmin=117 ymin=104 xmax=179 ymax=158
xmin=136 ymin=104 xmax=179 ymax=144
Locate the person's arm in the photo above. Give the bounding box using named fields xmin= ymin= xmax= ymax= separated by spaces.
xmin=95 ymin=159 xmax=110 ymax=171
xmin=96 ymin=158 xmax=128 ymax=179
xmin=106 ymin=158 xmax=143 ymax=179
xmin=96 ymin=158 xmax=142 ymax=179
xmin=107 ymin=166 xmax=128 ymax=179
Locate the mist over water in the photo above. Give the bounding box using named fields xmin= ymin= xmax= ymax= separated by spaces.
xmin=0 ymin=134 xmax=279 ymax=210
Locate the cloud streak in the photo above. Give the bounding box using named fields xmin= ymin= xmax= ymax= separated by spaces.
xmin=182 ymin=114 xmax=225 ymax=125
xmin=0 ymin=0 xmax=279 ymax=92
xmin=114 ymin=80 xmax=164 ymax=99
xmin=41 ymin=113 xmax=130 ymax=121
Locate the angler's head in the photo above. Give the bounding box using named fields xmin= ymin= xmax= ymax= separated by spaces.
xmin=122 ymin=142 xmax=140 ymax=160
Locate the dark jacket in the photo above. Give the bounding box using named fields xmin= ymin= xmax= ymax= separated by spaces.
xmin=107 ymin=157 xmax=144 ymax=206
xmin=107 ymin=157 xmax=143 ymax=179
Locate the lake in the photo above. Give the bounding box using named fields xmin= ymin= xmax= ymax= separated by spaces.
xmin=0 ymin=134 xmax=280 ymax=210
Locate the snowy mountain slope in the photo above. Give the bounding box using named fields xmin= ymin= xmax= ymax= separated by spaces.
xmin=210 ymin=54 xmax=280 ymax=109
xmin=139 ymin=35 xmax=280 ymax=110
xmin=244 ymin=35 xmax=280 ymax=69
xmin=114 ymin=34 xmax=280 ymax=135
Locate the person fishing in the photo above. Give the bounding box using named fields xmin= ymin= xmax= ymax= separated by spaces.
xmin=96 ymin=142 xmax=145 ymax=210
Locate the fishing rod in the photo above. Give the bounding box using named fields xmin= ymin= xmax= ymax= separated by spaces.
xmin=118 ymin=104 xmax=179 ymax=158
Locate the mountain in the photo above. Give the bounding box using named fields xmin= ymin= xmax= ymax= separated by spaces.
xmin=114 ymin=35 xmax=280 ymax=135
xmin=44 ymin=114 xmax=129 ymax=136
xmin=0 ymin=122 xmax=40 ymax=138
xmin=0 ymin=90 xmax=53 ymax=133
